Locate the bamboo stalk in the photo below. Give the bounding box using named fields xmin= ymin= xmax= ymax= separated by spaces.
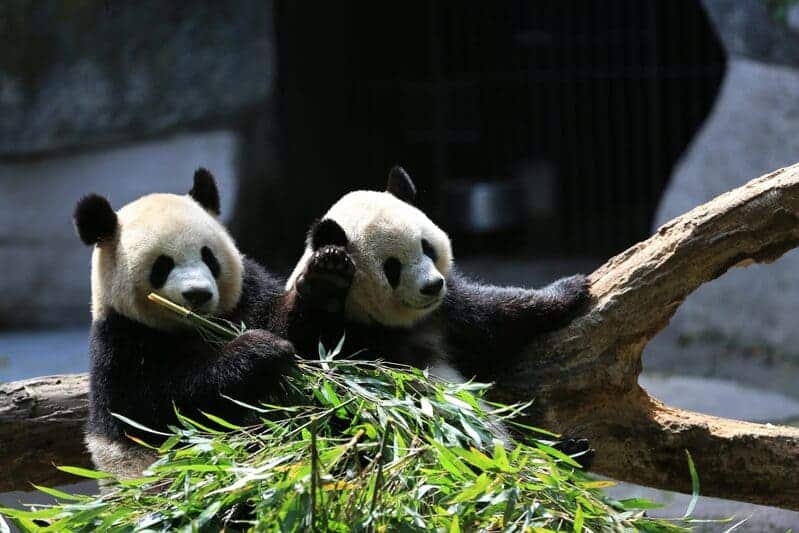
xmin=147 ymin=293 xmax=238 ymax=340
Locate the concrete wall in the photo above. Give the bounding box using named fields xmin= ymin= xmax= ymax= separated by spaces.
xmin=0 ymin=131 xmax=238 ymax=329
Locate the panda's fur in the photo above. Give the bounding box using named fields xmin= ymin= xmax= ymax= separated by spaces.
xmin=286 ymin=166 xmax=590 ymax=386
xmin=75 ymin=169 xmax=297 ymax=481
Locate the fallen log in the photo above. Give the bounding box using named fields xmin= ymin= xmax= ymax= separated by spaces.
xmin=2 ymin=164 xmax=799 ymax=508
xmin=0 ymin=374 xmax=91 ymax=492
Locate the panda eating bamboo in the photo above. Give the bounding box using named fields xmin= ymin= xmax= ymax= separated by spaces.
xmin=73 ymin=169 xmax=327 ymax=481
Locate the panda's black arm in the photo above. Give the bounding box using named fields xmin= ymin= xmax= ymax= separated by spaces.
xmin=175 ymin=329 xmax=296 ymax=413
xmin=445 ymin=270 xmax=589 ymax=332
xmin=88 ymin=316 xmax=295 ymax=441
xmin=442 ymin=270 xmax=589 ymax=374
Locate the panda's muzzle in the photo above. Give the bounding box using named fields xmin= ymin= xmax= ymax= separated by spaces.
xmin=182 ymin=288 xmax=213 ymax=308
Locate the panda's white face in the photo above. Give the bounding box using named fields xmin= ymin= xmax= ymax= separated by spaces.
xmin=289 ymin=190 xmax=453 ymax=327
xmin=90 ymin=194 xmax=243 ymax=331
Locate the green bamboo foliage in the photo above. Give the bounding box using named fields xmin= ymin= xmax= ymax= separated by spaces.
xmin=0 ymin=294 xmax=704 ymax=532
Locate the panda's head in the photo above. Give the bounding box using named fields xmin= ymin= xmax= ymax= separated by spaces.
xmin=289 ymin=166 xmax=453 ymax=327
xmin=74 ymin=169 xmax=243 ymax=331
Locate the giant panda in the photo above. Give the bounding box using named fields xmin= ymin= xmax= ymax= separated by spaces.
xmin=286 ymin=166 xmax=590 ymax=386
xmin=74 ymin=169 xmax=297 ymax=481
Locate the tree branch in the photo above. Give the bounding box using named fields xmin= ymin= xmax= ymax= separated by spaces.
xmin=0 ymin=374 xmax=91 ymax=493
xmin=494 ymin=163 xmax=799 ymax=510
xmin=2 ymin=164 xmax=799 ymax=509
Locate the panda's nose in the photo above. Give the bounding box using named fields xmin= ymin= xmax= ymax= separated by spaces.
xmin=182 ymin=289 xmax=212 ymax=307
xmin=420 ymin=278 xmax=444 ymax=296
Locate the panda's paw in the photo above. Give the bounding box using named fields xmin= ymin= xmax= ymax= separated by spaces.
xmin=553 ymin=437 xmax=595 ymax=470
xmin=227 ymin=329 xmax=296 ymax=377
xmin=305 ymin=245 xmax=355 ymax=290
xmin=553 ymin=274 xmax=590 ymax=311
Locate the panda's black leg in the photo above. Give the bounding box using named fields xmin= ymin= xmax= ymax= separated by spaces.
xmin=296 ymin=245 xmax=355 ymax=313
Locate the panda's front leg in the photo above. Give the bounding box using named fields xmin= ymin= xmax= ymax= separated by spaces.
xmin=444 ymin=271 xmax=590 ymax=351
xmin=295 ymin=245 xmax=355 ymax=313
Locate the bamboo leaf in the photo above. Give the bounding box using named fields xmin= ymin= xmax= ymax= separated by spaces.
xmin=683 ymin=450 xmax=700 ymax=519
xmin=201 ymin=411 xmax=243 ymax=430
xmin=573 ymin=504 xmax=584 ymax=532
xmin=111 ymin=412 xmax=173 ymax=436
xmin=31 ymin=484 xmax=93 ymax=502
xmin=56 ymin=465 xmax=114 ymax=479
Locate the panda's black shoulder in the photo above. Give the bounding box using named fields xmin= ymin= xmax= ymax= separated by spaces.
xmin=89 ymin=310 xmax=158 ymax=360
xmin=241 ymin=257 xmax=284 ymax=300
xmin=234 ymin=257 xmax=285 ymax=325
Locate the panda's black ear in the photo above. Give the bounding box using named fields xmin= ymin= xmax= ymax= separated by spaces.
xmin=74 ymin=194 xmax=117 ymax=245
xmin=385 ymin=165 xmax=416 ymax=204
xmin=189 ymin=167 xmax=221 ymax=215
xmin=309 ymin=219 xmax=348 ymax=250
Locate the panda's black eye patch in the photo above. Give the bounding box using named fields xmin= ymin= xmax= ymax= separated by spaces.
xmin=421 ymin=238 xmax=437 ymax=261
xmin=201 ymin=246 xmax=221 ymax=278
xmin=383 ymin=257 xmax=402 ymax=288
xmin=150 ymin=255 xmax=174 ymax=288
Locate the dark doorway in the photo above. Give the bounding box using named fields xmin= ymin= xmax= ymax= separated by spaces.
xmin=264 ymin=0 xmax=724 ymax=263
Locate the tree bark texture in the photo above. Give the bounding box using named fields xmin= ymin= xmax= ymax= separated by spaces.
xmin=0 ymin=374 xmax=91 ymax=492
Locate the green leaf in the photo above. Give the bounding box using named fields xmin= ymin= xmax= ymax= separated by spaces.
xmin=0 ymin=506 xmax=64 ymax=520
xmin=56 ymin=465 xmax=114 ymax=479
xmin=449 ymin=513 xmax=461 ymax=533
xmin=193 ymin=500 xmax=222 ymax=529
xmin=31 ymin=484 xmax=93 ymax=502
xmin=443 ymin=393 xmax=473 ymax=412
xmin=573 ymin=503 xmax=584 ymax=532
xmin=451 ymin=447 xmax=494 ymax=471
xmin=221 ymin=394 xmax=271 ymax=413
xmin=329 ymin=334 xmax=346 ymax=359
xmin=534 ymin=442 xmax=582 ymax=468
xmin=683 ymin=449 xmax=700 ymax=518
xmin=618 ymin=498 xmax=666 ymax=510
xmin=158 ymin=434 xmax=183 ymax=453
xmin=428 ymin=440 xmax=467 ymax=480
xmin=111 ymin=412 xmax=173 ymax=436
xmin=118 ymin=476 xmax=158 ymax=487
xmin=459 ymin=415 xmax=482 ymax=448
xmin=125 ymin=433 xmax=159 ymax=449
xmin=420 ymin=396 xmax=434 ymax=417
xmin=493 ymin=440 xmax=511 ymax=472
xmin=201 ymin=410 xmax=243 ymax=430
xmin=175 ymin=410 xmax=224 ymax=434
xmin=449 ymin=473 xmax=492 ymax=503
xmin=151 ymin=463 xmax=230 ymax=473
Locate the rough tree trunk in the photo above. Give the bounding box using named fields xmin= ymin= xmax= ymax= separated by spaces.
xmin=2 ymin=164 xmax=799 ymax=508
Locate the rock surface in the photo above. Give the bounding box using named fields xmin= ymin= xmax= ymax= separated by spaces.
xmin=0 ymin=0 xmax=273 ymax=156
xmin=650 ymin=57 xmax=799 ymax=397
xmin=701 ymin=0 xmax=799 ymax=67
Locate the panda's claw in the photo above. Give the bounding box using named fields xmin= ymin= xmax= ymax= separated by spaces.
xmin=296 ymin=246 xmax=355 ymax=311
xmin=307 ymin=245 xmax=355 ymax=287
